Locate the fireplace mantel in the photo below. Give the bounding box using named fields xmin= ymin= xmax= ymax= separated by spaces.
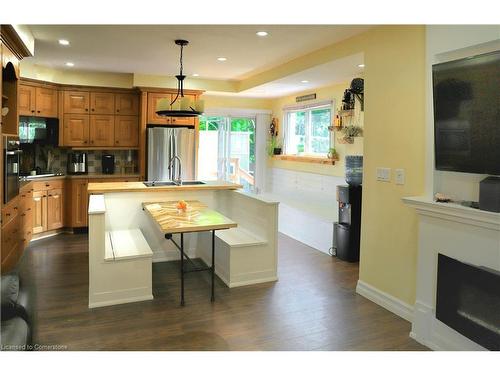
xmin=403 ymin=196 xmax=500 ymax=231
xmin=403 ymin=196 xmax=500 ymax=351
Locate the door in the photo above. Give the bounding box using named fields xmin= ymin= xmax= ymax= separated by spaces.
xmin=18 ymin=85 xmax=36 ymax=116
xmin=64 ymin=91 xmax=90 ymax=114
xmin=147 ymin=127 xmax=173 ymax=181
xmin=36 ymin=87 xmax=58 ymax=117
xmin=115 ymin=93 xmax=138 ymax=115
xmin=90 ymin=92 xmax=115 ymax=114
xmin=147 ymin=93 xmax=170 ymax=124
xmin=173 ymin=128 xmax=196 ymax=180
xmin=63 ymin=114 xmax=89 ymax=146
xmin=89 ymin=115 xmax=114 ymax=146
xmin=47 ymin=188 xmax=63 ymax=230
xmin=71 ymin=180 xmax=88 ymax=227
xmin=114 ymin=116 xmax=138 ymax=147
xmin=32 ymin=190 xmax=47 ymax=234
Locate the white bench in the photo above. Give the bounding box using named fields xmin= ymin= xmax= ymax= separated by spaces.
xmin=88 ymin=195 xmax=153 ymax=308
xmin=197 ymin=190 xmax=279 ymax=288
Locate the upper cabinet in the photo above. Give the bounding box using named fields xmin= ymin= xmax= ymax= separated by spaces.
xmin=115 ymin=93 xmax=139 ymax=115
xmin=18 ymin=84 xmax=58 ymax=118
xmin=90 ymin=92 xmax=115 ymax=114
xmin=64 ymin=91 xmax=90 ymax=114
xmin=146 ymin=92 xmax=197 ymax=126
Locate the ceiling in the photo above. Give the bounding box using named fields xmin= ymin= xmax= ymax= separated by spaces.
xmin=26 ymin=25 xmax=370 ymax=81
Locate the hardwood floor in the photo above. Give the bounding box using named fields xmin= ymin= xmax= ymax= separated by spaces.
xmin=22 ymin=233 xmax=426 ymax=350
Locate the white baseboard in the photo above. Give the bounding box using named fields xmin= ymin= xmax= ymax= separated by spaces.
xmin=89 ymin=294 xmax=153 ymax=308
xmin=356 ymin=280 xmax=414 ymax=322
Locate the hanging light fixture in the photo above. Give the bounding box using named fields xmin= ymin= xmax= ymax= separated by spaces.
xmin=156 ymin=39 xmax=203 ymax=118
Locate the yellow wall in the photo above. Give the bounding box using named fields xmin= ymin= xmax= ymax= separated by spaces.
xmin=269 ymin=82 xmax=364 ymax=177
xmin=202 ymin=95 xmax=273 ymax=110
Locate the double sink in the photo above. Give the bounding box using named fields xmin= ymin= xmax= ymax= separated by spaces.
xmin=143 ymin=180 xmax=206 ymax=187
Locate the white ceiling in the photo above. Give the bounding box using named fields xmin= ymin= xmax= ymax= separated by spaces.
xmin=26 ymin=25 xmax=370 ymax=81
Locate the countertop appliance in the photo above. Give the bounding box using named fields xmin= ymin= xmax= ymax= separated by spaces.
xmin=67 ymin=151 xmax=88 ymax=175
xmin=333 ymin=184 xmax=362 ymax=262
xmin=4 ymin=136 xmax=21 ymax=204
xmin=102 ymin=154 xmax=115 ymax=174
xmin=147 ymin=126 xmax=196 ymax=181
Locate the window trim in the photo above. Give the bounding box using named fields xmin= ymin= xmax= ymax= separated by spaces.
xmin=283 ymin=101 xmax=334 ymax=156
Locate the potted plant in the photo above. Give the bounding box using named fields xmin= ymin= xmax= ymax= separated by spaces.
xmin=339 ymin=125 xmax=363 ymax=144
xmin=327 ymin=147 xmax=338 ymax=160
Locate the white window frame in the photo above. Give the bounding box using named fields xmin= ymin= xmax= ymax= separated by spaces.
xmin=283 ymin=100 xmax=334 ymax=156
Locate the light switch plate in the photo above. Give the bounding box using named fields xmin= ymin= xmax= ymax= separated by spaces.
xmin=376 ymin=167 xmax=391 ymax=182
xmin=395 ymin=169 xmax=405 ymax=185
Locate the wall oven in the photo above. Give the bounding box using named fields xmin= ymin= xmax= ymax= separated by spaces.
xmin=4 ymin=136 xmax=21 ymax=204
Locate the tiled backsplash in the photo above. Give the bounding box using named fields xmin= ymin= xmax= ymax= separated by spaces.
xmin=20 ymin=145 xmax=138 ymax=174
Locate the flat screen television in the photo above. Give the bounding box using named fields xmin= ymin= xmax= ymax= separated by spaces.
xmin=433 ymin=50 xmax=500 ymax=175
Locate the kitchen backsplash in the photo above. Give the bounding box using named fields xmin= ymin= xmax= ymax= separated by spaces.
xmin=20 ymin=145 xmax=138 ymax=175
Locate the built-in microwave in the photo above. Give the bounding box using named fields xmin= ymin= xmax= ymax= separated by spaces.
xmin=3 ymin=136 xmax=21 ymax=204
xmin=19 ymin=117 xmax=59 ymax=146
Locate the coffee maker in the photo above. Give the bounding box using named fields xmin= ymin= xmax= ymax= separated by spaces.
xmin=67 ymin=152 xmax=88 ymax=174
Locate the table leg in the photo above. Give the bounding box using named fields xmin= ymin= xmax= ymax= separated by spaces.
xmin=181 ymin=232 xmax=185 ymax=306
xmin=211 ymin=230 xmax=215 ymax=302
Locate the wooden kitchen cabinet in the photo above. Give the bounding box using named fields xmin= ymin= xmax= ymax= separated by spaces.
xmin=63 ymin=114 xmax=90 ymax=146
xmin=19 ymin=183 xmax=34 ymax=247
xmin=47 ymin=188 xmax=64 ymax=230
xmin=18 ymin=85 xmax=58 ymax=118
xmin=1 ymin=196 xmax=21 ymax=273
xmin=115 ymin=93 xmax=139 ymax=115
xmin=90 ymin=114 xmax=115 ymax=146
xmin=68 ymin=179 xmax=88 ymax=228
xmin=147 ymin=92 xmax=197 ymax=125
xmin=90 ymin=92 xmax=115 ymax=114
xmin=114 ymin=115 xmax=138 ymax=147
xmin=32 ymin=190 xmax=47 ymax=234
xmin=64 ymin=91 xmax=90 ymax=114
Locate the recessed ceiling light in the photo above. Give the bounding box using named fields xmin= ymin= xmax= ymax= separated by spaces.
xmin=301 ymin=80 xmax=309 ymax=83
xmin=256 ymin=31 xmax=268 ymax=37
xmin=192 ymin=73 xmax=199 ymax=77
xmin=58 ymin=39 xmax=70 ymax=46
xmin=217 ymin=57 xmax=227 ymax=62
xmin=65 ymin=62 xmax=74 ymax=67
xmin=358 ymin=64 xmax=365 ymax=68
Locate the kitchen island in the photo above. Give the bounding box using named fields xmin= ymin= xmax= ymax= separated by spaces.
xmin=87 ymin=180 xmax=279 ymax=308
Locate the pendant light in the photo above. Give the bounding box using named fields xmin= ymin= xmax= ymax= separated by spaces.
xmin=156 ymin=39 xmax=203 ymax=118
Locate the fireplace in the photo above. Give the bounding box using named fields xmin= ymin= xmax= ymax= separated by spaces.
xmin=436 ymin=253 xmax=500 ymax=350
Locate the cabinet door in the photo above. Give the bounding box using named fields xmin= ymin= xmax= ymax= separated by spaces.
xmin=89 ymin=115 xmax=114 ymax=146
xmin=32 ymin=190 xmax=47 ymax=234
xmin=147 ymin=93 xmax=170 ymax=124
xmin=114 ymin=115 xmax=139 ymax=147
xmin=64 ymin=91 xmax=90 ymax=114
xmin=70 ymin=180 xmax=88 ymax=227
xmin=18 ymin=85 xmax=36 ymax=116
xmin=170 ymin=94 xmax=197 ymax=126
xmin=90 ymin=92 xmax=115 ymax=114
xmin=47 ymin=188 xmax=64 ymax=230
xmin=36 ymin=87 xmax=58 ymax=118
xmin=115 ymin=93 xmax=139 ymax=115
xmin=63 ymin=114 xmax=90 ymax=146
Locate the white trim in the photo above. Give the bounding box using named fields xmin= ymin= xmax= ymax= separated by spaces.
xmin=283 ymin=99 xmax=333 ymax=111
xmin=356 ymin=280 xmax=415 ymax=322
xmin=203 ymin=107 xmax=271 ymax=117
xmin=89 ymin=294 xmax=153 ymax=309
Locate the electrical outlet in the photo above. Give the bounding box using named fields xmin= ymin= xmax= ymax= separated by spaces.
xmin=395 ymin=169 xmax=405 ymax=185
xmin=376 ymin=167 xmax=391 ymax=182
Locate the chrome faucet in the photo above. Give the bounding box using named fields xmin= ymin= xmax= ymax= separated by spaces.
xmin=168 ymin=155 xmax=182 ymax=185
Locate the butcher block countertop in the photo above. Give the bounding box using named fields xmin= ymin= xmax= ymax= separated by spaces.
xmin=87 ymin=180 xmax=243 ymax=193
xmin=142 ymin=200 xmax=237 ymax=234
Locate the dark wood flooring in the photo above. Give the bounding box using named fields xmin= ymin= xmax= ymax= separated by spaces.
xmin=22 ymin=233 xmax=426 ymax=350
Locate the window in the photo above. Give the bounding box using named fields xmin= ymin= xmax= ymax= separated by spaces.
xmin=284 ymin=104 xmax=332 ymax=156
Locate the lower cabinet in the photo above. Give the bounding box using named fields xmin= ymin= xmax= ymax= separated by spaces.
xmin=33 ymin=187 xmax=65 ymax=234
xmin=47 ymin=188 xmax=64 ymax=230
xmin=68 ymin=179 xmax=88 ymax=228
xmin=32 ymin=190 xmax=47 ymax=234
xmin=1 ymin=196 xmax=21 ymax=273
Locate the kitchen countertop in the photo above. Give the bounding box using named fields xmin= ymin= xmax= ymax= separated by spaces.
xmin=87 ymin=180 xmax=242 ymax=193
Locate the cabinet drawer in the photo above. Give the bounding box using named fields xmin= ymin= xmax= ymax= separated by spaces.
xmin=2 ymin=197 xmax=20 ymax=226
xmin=32 ymin=179 xmax=64 ymax=191
xmin=1 ymin=216 xmax=21 ymax=260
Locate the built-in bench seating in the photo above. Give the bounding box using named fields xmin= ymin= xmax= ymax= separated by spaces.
xmin=88 ymin=195 xmax=153 ymax=308
xmin=197 ymin=190 xmax=279 ymax=288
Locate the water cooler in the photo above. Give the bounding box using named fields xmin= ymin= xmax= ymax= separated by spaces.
xmin=333 ymin=156 xmax=363 ymax=262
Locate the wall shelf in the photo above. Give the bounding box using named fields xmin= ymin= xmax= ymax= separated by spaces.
xmin=272 ymin=155 xmax=338 ymax=165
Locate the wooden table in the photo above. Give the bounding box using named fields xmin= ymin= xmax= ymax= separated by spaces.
xmin=142 ymin=200 xmax=237 ymax=306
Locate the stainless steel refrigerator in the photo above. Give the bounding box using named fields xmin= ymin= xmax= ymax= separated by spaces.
xmin=147 ymin=126 xmax=196 ymax=181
